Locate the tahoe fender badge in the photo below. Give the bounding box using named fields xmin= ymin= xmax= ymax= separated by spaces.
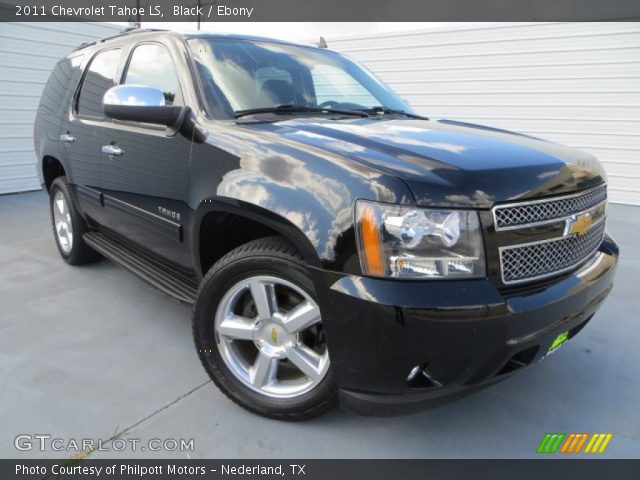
xmin=157 ymin=206 xmax=181 ymax=222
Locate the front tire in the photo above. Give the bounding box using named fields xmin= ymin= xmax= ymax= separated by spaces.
xmin=193 ymin=237 xmax=337 ymax=420
xmin=49 ymin=177 xmax=101 ymax=265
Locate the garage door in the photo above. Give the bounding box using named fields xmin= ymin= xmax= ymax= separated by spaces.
xmin=0 ymin=22 xmax=121 ymax=194
xmin=327 ymin=22 xmax=640 ymax=205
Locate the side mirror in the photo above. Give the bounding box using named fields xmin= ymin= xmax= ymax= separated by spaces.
xmin=103 ymin=85 xmax=183 ymax=126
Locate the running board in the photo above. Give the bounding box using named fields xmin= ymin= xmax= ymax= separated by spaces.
xmin=84 ymin=231 xmax=199 ymax=304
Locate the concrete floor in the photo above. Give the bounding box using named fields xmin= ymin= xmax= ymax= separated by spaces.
xmin=1 ymin=190 xmax=638 ymax=459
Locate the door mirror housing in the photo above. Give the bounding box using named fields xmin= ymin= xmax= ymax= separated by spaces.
xmin=103 ymin=85 xmax=183 ymax=126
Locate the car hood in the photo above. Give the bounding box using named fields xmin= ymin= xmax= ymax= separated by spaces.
xmin=242 ymin=117 xmax=606 ymax=208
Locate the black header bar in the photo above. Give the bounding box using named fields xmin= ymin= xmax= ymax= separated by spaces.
xmin=2 ymin=459 xmax=640 ymax=480
xmin=1 ymin=0 xmax=640 ymax=22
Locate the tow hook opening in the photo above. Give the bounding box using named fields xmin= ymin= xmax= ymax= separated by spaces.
xmin=407 ymin=363 xmax=443 ymax=389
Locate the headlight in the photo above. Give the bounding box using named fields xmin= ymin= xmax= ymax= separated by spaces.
xmin=355 ymin=200 xmax=486 ymax=279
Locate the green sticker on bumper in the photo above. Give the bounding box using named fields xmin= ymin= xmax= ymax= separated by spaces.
xmin=549 ymin=331 xmax=569 ymax=353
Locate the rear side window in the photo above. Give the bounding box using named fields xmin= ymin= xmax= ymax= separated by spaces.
xmin=124 ymin=44 xmax=180 ymax=105
xmin=39 ymin=54 xmax=84 ymax=116
xmin=77 ymin=49 xmax=121 ymax=118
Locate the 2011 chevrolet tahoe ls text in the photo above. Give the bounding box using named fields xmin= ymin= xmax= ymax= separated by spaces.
xmin=33 ymin=29 xmax=618 ymax=420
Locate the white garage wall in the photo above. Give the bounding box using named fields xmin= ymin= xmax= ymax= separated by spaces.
xmin=2 ymin=22 xmax=638 ymax=203
xmin=0 ymin=22 xmax=121 ymax=194
xmin=326 ymin=22 xmax=640 ymax=205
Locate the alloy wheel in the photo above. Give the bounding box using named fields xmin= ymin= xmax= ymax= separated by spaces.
xmin=214 ymin=275 xmax=330 ymax=398
xmin=52 ymin=190 xmax=73 ymax=253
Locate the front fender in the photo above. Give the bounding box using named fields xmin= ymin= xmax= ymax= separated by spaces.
xmin=188 ymin=121 xmax=414 ymax=276
xmin=191 ymin=196 xmax=323 ymax=276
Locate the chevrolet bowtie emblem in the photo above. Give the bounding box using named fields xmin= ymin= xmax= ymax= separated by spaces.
xmin=565 ymin=212 xmax=593 ymax=237
xmin=271 ymin=328 xmax=278 ymax=344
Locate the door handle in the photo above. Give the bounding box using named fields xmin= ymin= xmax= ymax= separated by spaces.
xmin=101 ymin=145 xmax=124 ymax=157
xmin=59 ymin=134 xmax=75 ymax=143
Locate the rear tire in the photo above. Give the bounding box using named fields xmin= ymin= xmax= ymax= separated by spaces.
xmin=193 ymin=237 xmax=337 ymax=420
xmin=49 ymin=176 xmax=101 ymax=265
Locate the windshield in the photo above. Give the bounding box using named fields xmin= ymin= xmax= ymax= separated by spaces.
xmin=187 ymin=38 xmax=414 ymax=119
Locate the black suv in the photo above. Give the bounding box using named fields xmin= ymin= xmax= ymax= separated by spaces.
xmin=34 ymin=29 xmax=618 ymax=420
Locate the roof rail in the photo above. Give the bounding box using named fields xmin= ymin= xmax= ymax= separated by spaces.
xmin=73 ymin=28 xmax=169 ymax=52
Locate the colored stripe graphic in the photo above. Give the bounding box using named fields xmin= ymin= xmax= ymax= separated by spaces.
xmin=585 ymin=433 xmax=613 ymax=454
xmin=537 ymin=433 xmax=552 ymax=453
xmin=539 ymin=433 xmax=613 ymax=454
xmin=560 ymin=433 xmax=589 ymax=453
xmin=537 ymin=433 xmax=565 ymax=453
xmin=574 ymin=433 xmax=589 ymax=453
xmin=560 ymin=434 xmax=575 ymax=453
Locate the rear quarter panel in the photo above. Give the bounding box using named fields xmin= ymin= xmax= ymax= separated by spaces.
xmin=34 ymin=53 xmax=86 ymax=186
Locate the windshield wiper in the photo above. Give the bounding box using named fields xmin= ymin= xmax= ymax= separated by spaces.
xmin=365 ymin=106 xmax=428 ymax=120
xmin=235 ymin=104 xmax=370 ymax=119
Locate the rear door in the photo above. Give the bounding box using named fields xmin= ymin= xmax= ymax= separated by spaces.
xmin=99 ymin=42 xmax=193 ymax=268
xmin=62 ymin=47 xmax=123 ymax=223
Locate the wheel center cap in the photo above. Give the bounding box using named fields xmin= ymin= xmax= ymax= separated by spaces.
xmin=255 ymin=321 xmax=288 ymax=357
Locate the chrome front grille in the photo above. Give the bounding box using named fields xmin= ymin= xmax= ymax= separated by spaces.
xmin=493 ymin=185 xmax=608 ymax=285
xmin=500 ymin=218 xmax=606 ymax=284
xmin=493 ymin=185 xmax=607 ymax=230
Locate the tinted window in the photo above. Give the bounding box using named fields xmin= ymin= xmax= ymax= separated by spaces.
xmin=77 ymin=49 xmax=121 ymax=117
xmin=40 ymin=54 xmax=84 ymax=116
xmin=125 ymin=44 xmax=180 ymax=105
xmin=311 ymin=64 xmax=378 ymax=107
xmin=188 ymin=38 xmax=413 ymax=117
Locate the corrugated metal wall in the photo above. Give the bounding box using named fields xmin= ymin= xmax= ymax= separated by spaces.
xmin=327 ymin=23 xmax=640 ymax=205
xmin=0 ymin=22 xmax=121 ymax=194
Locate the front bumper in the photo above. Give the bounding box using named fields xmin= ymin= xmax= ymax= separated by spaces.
xmin=317 ymin=234 xmax=619 ymax=416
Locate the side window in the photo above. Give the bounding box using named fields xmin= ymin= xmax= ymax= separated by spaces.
xmin=39 ymin=54 xmax=83 ymax=116
xmin=311 ymin=64 xmax=378 ymax=107
xmin=125 ymin=44 xmax=180 ymax=105
xmin=77 ymin=49 xmax=121 ymax=117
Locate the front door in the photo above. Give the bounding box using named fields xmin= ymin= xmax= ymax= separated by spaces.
xmin=99 ymin=42 xmax=193 ymax=268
